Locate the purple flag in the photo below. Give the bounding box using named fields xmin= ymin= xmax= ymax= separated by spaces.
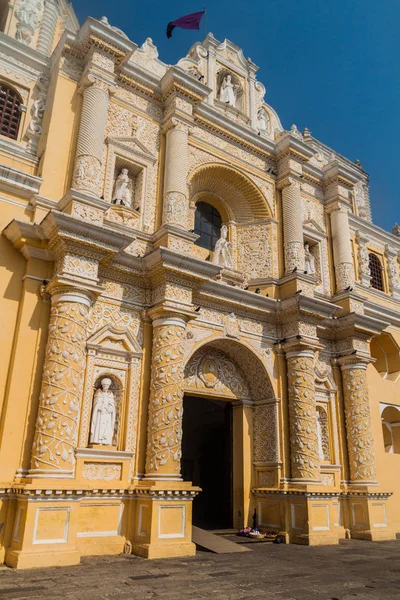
xmin=166 ymin=10 xmax=204 ymax=38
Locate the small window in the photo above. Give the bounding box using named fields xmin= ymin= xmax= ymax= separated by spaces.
xmin=194 ymin=201 xmax=222 ymax=252
xmin=0 ymin=83 xmax=22 ymax=140
xmin=369 ymin=253 xmax=384 ymax=291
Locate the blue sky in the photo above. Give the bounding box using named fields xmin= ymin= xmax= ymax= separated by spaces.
xmin=74 ymin=0 xmax=399 ymax=233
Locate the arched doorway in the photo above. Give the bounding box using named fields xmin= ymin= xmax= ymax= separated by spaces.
xmin=182 ymin=339 xmax=276 ymax=530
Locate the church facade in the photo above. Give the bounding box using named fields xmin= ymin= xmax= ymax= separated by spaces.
xmin=0 ymin=1 xmax=399 ymax=569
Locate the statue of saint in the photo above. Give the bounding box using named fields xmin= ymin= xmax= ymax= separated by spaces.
xmin=257 ymin=109 xmax=269 ymax=134
xmin=219 ymin=74 xmax=236 ymax=106
xmin=353 ymin=181 xmax=367 ymax=218
xmin=112 ymin=168 xmax=133 ymax=207
xmin=212 ymin=225 xmax=234 ymax=269
xmin=90 ymin=378 xmax=116 ymax=446
xmin=304 ymin=242 xmax=316 ymax=275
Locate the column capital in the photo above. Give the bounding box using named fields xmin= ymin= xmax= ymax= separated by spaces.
xmin=282 ymin=340 xmax=322 ymax=357
xmin=276 ymin=175 xmax=301 ymax=191
xmin=147 ymin=306 xmax=195 ymax=326
xmin=162 ymin=117 xmax=193 ymax=136
xmin=78 ymin=71 xmax=117 ymax=96
xmin=337 ymin=355 xmax=371 ymax=371
xmin=325 ymin=199 xmax=352 ymax=215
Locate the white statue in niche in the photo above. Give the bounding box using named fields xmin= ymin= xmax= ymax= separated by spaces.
xmin=212 ymin=225 xmax=234 ymax=269
xmin=112 ymin=168 xmax=133 ymax=207
xmin=353 ymin=181 xmax=367 ymax=219
xmin=90 ymin=378 xmax=116 ymax=446
xmin=257 ymin=109 xmax=269 ymax=134
xmin=219 ymin=74 xmax=236 ymax=106
xmin=304 ymin=243 xmax=316 ymax=275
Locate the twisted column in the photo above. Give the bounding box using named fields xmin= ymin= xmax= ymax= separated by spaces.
xmin=36 ymin=0 xmax=58 ymax=56
xmin=145 ymin=315 xmax=187 ymax=480
xmin=29 ymin=290 xmax=93 ymax=478
xmin=330 ymin=204 xmax=355 ymax=291
xmin=72 ymin=77 xmax=111 ymax=197
xmin=162 ymin=121 xmax=189 ymax=228
xmin=340 ymin=360 xmax=377 ymax=484
xmin=281 ymin=179 xmax=305 ymax=273
xmin=286 ymin=349 xmax=320 ymax=482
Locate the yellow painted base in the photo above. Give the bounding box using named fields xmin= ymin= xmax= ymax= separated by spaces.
xmin=5 ymin=548 xmax=81 ymax=569
xmin=132 ymin=541 xmax=196 ymax=559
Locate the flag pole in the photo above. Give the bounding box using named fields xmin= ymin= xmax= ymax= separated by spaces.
xmin=203 ymin=7 xmax=206 ymax=39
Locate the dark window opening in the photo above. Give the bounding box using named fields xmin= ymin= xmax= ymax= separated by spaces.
xmin=0 ymin=84 xmax=22 ymax=140
xmin=369 ymin=253 xmax=384 ymax=291
xmin=194 ymin=201 xmax=222 ymax=252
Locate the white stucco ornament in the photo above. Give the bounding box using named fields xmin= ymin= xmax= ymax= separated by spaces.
xmin=90 ymin=378 xmax=116 ymax=446
xmin=112 ymin=169 xmax=133 ymax=207
xmin=15 ymin=0 xmax=44 ymax=45
xmin=219 ymin=74 xmax=236 ymax=106
xmin=212 ymin=225 xmax=234 ymax=268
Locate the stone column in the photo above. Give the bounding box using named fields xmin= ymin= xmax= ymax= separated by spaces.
xmin=36 ymin=0 xmax=58 ymax=56
xmin=162 ymin=121 xmax=189 ymax=228
xmin=330 ymin=204 xmax=355 ymax=291
xmin=286 ymin=348 xmax=320 ymax=482
xmin=29 ymin=289 xmax=93 ymax=478
xmin=145 ymin=315 xmax=188 ymax=480
xmin=339 ymin=360 xmax=377 ymax=484
xmin=281 ymin=179 xmax=305 ymax=273
xmin=72 ymin=77 xmax=112 ymax=197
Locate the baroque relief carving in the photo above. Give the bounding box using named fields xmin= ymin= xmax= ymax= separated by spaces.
xmin=184 ymin=346 xmax=251 ymax=399
xmin=31 ymin=300 xmax=89 ymax=473
xmin=286 ymin=353 xmax=320 ymax=481
xmin=341 ymin=366 xmax=377 ymax=482
xmin=253 ymin=403 xmax=279 ymax=463
xmin=15 ymin=0 xmax=43 ymax=45
xmin=82 ymin=462 xmax=122 ymax=481
xmin=146 ymin=322 xmax=187 ymax=474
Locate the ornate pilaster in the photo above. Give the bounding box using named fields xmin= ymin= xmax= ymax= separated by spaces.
xmin=339 ymin=358 xmax=377 ymax=485
xmin=329 ymin=203 xmax=355 ymax=292
xmin=36 ymin=0 xmax=58 ymax=56
xmin=145 ymin=314 xmax=188 ymax=480
xmin=280 ymin=178 xmax=305 ymax=273
xmin=72 ymin=75 xmax=114 ymax=197
xmin=29 ymin=288 xmax=94 ymax=478
xmin=385 ymin=245 xmax=400 ymax=299
xmin=356 ymin=231 xmax=372 ymax=288
xmin=162 ymin=120 xmax=190 ymax=228
xmin=286 ymin=347 xmax=320 ymax=483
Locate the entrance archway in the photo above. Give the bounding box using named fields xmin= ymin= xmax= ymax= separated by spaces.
xmin=183 ymin=338 xmax=276 ymax=529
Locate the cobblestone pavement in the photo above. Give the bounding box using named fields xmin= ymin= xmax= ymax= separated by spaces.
xmin=1 ymin=539 xmax=400 ymax=599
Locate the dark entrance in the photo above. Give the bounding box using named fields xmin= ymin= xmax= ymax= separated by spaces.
xmin=182 ymin=395 xmax=233 ymax=530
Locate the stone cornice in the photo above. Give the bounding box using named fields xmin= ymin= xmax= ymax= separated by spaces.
xmin=334 ymin=311 xmax=390 ymax=338
xmin=0 ymin=164 xmax=42 ymax=198
xmin=118 ymin=62 xmax=161 ymax=96
xmin=322 ymin=160 xmax=359 ymax=188
xmin=77 ymin=18 xmax=137 ymax=61
xmin=349 ymin=213 xmax=400 ymax=250
xmin=0 ymin=31 xmax=49 ymax=74
xmin=194 ymin=103 xmax=275 ymax=157
xmin=363 ymin=298 xmax=400 ymax=328
xmin=160 ymin=66 xmax=211 ymax=103
xmin=199 ymin=280 xmax=277 ymax=314
xmin=275 ymin=131 xmax=315 ymax=162
xmin=0 ymin=138 xmax=39 ymax=165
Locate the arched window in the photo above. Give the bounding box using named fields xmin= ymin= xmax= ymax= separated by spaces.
xmin=369 ymin=253 xmax=384 ymax=291
xmin=194 ymin=201 xmax=222 ymax=251
xmin=0 ymin=83 xmax=22 ymax=140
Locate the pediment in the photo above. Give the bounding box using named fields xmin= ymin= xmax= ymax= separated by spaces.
xmin=87 ymin=324 xmax=142 ymax=356
xmin=304 ymin=218 xmax=325 ymax=234
xmin=107 ymin=135 xmax=156 ymax=163
xmin=216 ymin=38 xmax=256 ymax=73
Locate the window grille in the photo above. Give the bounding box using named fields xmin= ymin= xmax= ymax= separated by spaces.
xmin=0 ymin=84 xmax=22 ymax=140
xmin=369 ymin=253 xmax=384 ymax=291
xmin=194 ymin=201 xmax=222 ymax=251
